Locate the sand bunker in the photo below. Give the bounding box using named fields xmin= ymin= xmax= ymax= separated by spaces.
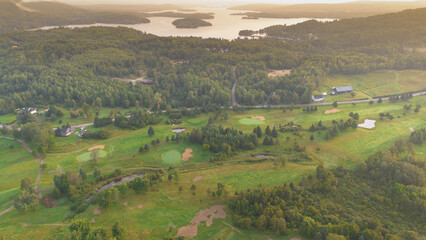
xmin=358 ymin=119 xmax=376 ymax=129
xmin=268 ymin=69 xmax=291 ymax=78
xmin=251 ymin=116 xmax=265 ymax=121
xmin=193 ymin=176 xmax=202 ymax=182
xmin=94 ymin=206 xmax=101 ymax=215
xmin=324 ymin=109 xmax=340 ymax=114
xmin=88 ymin=145 xmax=105 ymax=151
xmin=182 ymin=149 xmax=193 ymax=161
xmin=176 ymin=225 xmax=198 ymax=238
xmin=176 ymin=205 xmax=226 ymax=238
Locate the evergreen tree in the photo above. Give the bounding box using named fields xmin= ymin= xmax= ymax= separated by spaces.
xmin=265 ymin=125 xmax=271 ymax=136
xmin=256 ymin=126 xmax=262 ymax=138
xmin=148 ymin=126 xmax=155 ymax=137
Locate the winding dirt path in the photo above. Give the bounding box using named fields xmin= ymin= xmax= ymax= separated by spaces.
xmin=0 ymin=206 xmax=14 ymax=216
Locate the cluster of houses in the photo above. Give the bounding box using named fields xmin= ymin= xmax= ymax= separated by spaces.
xmin=18 ymin=107 xmax=43 ymax=115
xmin=312 ymin=86 xmax=354 ymax=102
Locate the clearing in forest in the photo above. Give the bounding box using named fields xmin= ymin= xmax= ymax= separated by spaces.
xmin=268 ymin=69 xmax=291 ymax=77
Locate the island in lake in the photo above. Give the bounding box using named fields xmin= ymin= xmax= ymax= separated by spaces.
xmin=172 ymin=18 xmax=212 ymax=28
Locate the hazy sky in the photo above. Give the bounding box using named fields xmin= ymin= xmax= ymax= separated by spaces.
xmin=29 ymin=0 xmax=420 ymax=6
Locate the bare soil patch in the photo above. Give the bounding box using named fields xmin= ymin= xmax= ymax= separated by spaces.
xmin=268 ymin=69 xmax=291 ymax=78
xmin=324 ymin=108 xmax=341 ymax=114
xmin=94 ymin=206 xmax=101 ymax=215
xmin=88 ymin=145 xmax=105 ymax=151
xmin=193 ymin=176 xmax=202 ymax=182
xmin=176 ymin=225 xmax=198 ymax=238
xmin=129 ymin=207 xmax=134 ymax=210
xmin=137 ymin=204 xmax=143 ymax=209
xmin=123 ymin=201 xmax=128 ymax=207
xmin=176 ymin=205 xmax=226 ymax=238
xmin=48 ymin=170 xmax=55 ymax=174
xmin=182 ymin=149 xmax=193 ymax=161
xmin=191 ymin=205 xmax=226 ymax=227
xmin=291 ymin=238 xmax=303 ymax=240
xmin=251 ymin=116 xmax=265 ymax=121
xmin=91 ymin=218 xmax=95 ymax=223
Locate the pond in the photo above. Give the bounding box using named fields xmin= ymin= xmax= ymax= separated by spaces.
xmin=87 ymin=173 xmax=144 ymax=201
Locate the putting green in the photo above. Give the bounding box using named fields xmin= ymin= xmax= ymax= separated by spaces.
xmin=239 ymin=118 xmax=264 ymax=125
xmin=161 ymin=150 xmax=181 ymax=165
xmin=77 ymin=150 xmax=108 ymax=162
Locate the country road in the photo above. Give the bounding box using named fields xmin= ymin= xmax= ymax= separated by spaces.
xmin=231 ymin=66 xmax=238 ymax=106
xmin=1 ymin=92 xmax=425 ymax=131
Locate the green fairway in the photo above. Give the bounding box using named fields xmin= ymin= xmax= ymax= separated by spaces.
xmin=161 ymin=150 xmax=182 ymax=164
xmin=77 ymin=150 xmax=108 ymax=162
xmin=238 ymin=117 xmax=264 ymax=125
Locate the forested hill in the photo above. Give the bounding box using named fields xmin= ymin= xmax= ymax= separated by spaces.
xmin=0 ymin=6 xmax=426 ymax=115
xmin=0 ymin=0 xmax=149 ymax=32
xmin=231 ymin=1 xmax=426 ymax=19
xmin=259 ymin=8 xmax=426 ymax=52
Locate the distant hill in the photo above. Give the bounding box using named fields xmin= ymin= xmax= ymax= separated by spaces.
xmin=80 ymin=4 xmax=189 ymax=13
xmin=258 ymin=8 xmax=426 ymax=51
xmin=0 ymin=0 xmax=150 ymax=32
xmin=231 ymin=1 xmax=426 ymax=19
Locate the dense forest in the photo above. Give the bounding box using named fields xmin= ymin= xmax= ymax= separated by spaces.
xmin=259 ymin=8 xmax=426 ymax=53
xmin=0 ymin=8 xmax=425 ymax=114
xmin=229 ymin=137 xmax=425 ymax=239
xmin=0 ymin=0 xmax=149 ymax=32
xmin=230 ymin=2 xmax=426 ymax=19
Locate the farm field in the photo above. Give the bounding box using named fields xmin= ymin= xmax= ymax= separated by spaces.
xmin=0 ymin=95 xmax=424 ymax=239
xmin=317 ymin=70 xmax=426 ymax=102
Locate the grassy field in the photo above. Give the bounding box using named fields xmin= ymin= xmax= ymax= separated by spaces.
xmin=0 ymin=95 xmax=424 ymax=239
xmin=0 ymin=113 xmax=16 ymax=124
xmin=0 ymin=139 xmax=38 ymax=192
xmin=316 ymin=69 xmax=426 ymax=102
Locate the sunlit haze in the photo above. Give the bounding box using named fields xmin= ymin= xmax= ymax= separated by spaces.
xmin=25 ymin=0 xmax=421 ymax=6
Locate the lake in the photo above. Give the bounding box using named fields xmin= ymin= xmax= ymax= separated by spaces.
xmin=36 ymin=7 xmax=334 ymax=40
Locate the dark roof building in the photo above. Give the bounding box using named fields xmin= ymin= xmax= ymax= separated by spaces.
xmin=312 ymin=95 xmax=325 ymax=102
